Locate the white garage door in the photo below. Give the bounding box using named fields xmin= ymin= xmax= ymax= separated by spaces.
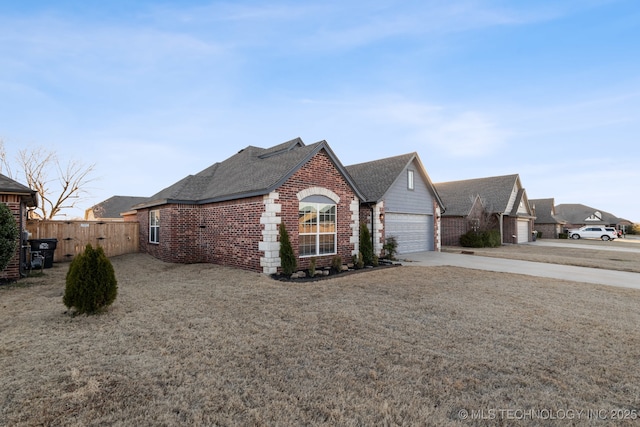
xmin=517 ymin=220 xmax=530 ymax=243
xmin=385 ymin=213 xmax=434 ymax=253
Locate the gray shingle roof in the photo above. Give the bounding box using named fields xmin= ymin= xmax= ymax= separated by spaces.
xmin=345 ymin=152 xmax=444 ymax=208
xmin=555 ymin=203 xmax=621 ymax=225
xmin=86 ymin=196 xmax=148 ymax=219
xmin=529 ymin=198 xmax=565 ymax=224
xmin=134 ymin=138 xmax=363 ymax=209
xmin=434 ymin=174 xmax=520 ymax=217
xmin=0 ymin=173 xmax=37 ymax=207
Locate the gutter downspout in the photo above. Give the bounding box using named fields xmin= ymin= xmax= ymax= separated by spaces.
xmin=498 ymin=213 xmax=504 ymax=245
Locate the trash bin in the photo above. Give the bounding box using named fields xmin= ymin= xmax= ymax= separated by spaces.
xmin=28 ymin=239 xmax=58 ymax=268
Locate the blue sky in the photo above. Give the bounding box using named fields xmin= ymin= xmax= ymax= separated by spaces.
xmin=1 ymin=0 xmax=639 ymax=221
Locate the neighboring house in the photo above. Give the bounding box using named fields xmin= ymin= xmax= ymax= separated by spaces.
xmin=529 ymin=198 xmax=566 ymax=238
xmin=555 ymin=204 xmax=626 ymax=231
xmin=345 ymin=153 xmax=445 ymax=255
xmin=0 ymin=173 xmax=37 ymax=281
xmin=85 ymin=196 xmax=148 ymax=221
xmin=435 ymin=174 xmax=535 ymax=245
xmin=127 ymin=138 xmax=364 ymax=274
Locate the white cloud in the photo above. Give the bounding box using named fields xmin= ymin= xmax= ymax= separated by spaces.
xmin=362 ymin=99 xmax=509 ymax=157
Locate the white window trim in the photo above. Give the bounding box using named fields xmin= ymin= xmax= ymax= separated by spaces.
xmin=149 ymin=210 xmax=160 ymax=244
xmin=299 ymin=202 xmax=337 ymax=257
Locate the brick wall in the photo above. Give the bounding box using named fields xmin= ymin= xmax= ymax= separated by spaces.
xmin=0 ymin=195 xmax=25 ymax=281
xmin=534 ymin=223 xmax=559 ymax=239
xmin=137 ymin=149 xmax=359 ymax=273
xmin=276 ymin=150 xmax=358 ymax=271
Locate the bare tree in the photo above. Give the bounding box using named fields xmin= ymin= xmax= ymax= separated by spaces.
xmin=1 ymin=141 xmax=96 ymax=219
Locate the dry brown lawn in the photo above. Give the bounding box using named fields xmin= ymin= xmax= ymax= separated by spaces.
xmin=2 ymin=250 xmax=640 ymax=426
xmin=443 ymin=238 xmax=640 ymax=273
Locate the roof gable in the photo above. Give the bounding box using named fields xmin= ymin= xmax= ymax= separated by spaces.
xmin=435 ymin=174 xmax=521 ymax=217
xmin=529 ymin=198 xmax=566 ymax=224
xmin=345 ymin=153 xmax=444 ymax=208
xmin=555 ymin=203 xmax=621 ymax=224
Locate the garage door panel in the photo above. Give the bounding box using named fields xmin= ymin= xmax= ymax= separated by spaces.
xmin=517 ymin=220 xmax=529 ymax=243
xmin=385 ymin=213 xmax=433 ymax=253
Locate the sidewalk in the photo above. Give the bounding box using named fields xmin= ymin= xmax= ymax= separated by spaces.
xmin=401 ymin=251 xmax=640 ymax=290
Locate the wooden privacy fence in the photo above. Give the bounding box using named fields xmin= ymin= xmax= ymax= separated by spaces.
xmin=26 ymin=220 xmax=139 ymax=263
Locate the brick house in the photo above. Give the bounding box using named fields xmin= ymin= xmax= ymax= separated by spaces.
xmin=346 ymin=153 xmax=445 ymax=255
xmin=128 ymin=139 xmax=364 ymax=274
xmin=0 ymin=174 xmax=37 ymax=281
xmin=435 ymin=174 xmax=535 ymax=245
xmin=528 ymin=198 xmax=566 ymax=238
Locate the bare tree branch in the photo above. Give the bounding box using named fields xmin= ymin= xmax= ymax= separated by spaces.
xmin=13 ymin=145 xmax=96 ymax=219
xmin=0 ymin=140 xmax=14 ymax=178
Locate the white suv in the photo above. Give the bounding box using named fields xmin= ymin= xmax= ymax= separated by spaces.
xmin=568 ymin=226 xmax=617 ymax=241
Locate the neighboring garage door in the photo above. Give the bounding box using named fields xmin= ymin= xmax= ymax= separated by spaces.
xmin=517 ymin=219 xmax=530 ymax=243
xmin=385 ymin=213 xmax=434 ymax=253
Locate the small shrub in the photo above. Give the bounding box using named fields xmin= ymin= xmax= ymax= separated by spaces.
xmin=308 ymin=257 xmax=316 ymax=277
xmin=460 ymin=231 xmax=483 ymax=247
xmin=559 ymin=233 xmax=568 ymax=239
xmin=279 ymin=224 xmax=297 ymax=275
xmin=481 ymin=230 xmax=502 ymax=247
xmin=331 ymin=255 xmax=342 ymax=273
xmin=63 ymin=244 xmax=118 ymax=315
xmin=461 ymin=230 xmax=501 ymax=248
xmin=0 ymin=203 xmax=19 ymax=272
xmin=382 ymin=236 xmax=398 ymax=260
xmin=355 ymin=252 xmax=364 ymax=269
xmin=372 ymin=254 xmax=379 ymax=267
xmin=359 ymin=223 xmax=374 ymax=265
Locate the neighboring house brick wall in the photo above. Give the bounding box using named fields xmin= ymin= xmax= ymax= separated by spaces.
xmin=441 ymin=217 xmax=467 ymax=246
xmin=535 ymin=223 xmax=560 ymax=239
xmin=441 ymin=200 xmax=485 ymax=246
xmin=0 ymin=195 xmax=24 ymax=281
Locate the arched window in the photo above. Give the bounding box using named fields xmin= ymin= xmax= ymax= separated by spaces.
xmin=299 ymin=195 xmax=336 ymax=257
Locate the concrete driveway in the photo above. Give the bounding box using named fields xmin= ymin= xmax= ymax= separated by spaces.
xmin=401 ymin=249 xmax=640 ymax=290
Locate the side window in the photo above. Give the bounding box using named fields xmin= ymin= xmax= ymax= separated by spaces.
xmin=149 ymin=210 xmax=160 ymax=243
xmin=407 ymin=170 xmax=414 ymax=190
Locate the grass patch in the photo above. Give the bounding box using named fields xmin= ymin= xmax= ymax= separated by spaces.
xmin=2 ymin=254 xmax=640 ymax=425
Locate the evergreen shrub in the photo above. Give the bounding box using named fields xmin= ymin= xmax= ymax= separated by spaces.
xmin=279 ymin=224 xmax=297 ymax=275
xmin=0 ymin=203 xmax=19 ymax=272
xmin=383 ymin=236 xmax=398 ymax=260
xmin=63 ymin=244 xmax=117 ymax=315
xmin=459 ymin=231 xmax=484 ymax=248
xmin=359 ymin=223 xmax=374 ymax=265
xmin=481 ymin=230 xmax=502 ymax=247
